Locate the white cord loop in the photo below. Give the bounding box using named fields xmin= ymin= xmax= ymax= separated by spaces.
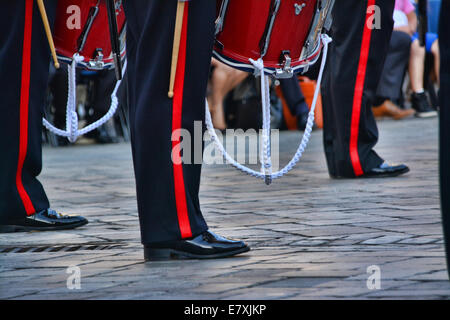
xmin=205 ymin=34 xmax=332 ymax=184
xmin=43 ymin=54 xmax=127 ymax=143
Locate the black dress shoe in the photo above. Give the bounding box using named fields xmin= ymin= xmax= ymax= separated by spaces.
xmin=0 ymin=209 xmax=88 ymax=233
xmin=95 ymin=126 xmax=119 ymax=144
xmin=144 ymin=230 xmax=250 ymax=261
xmin=86 ymin=126 xmax=118 ymax=144
xmin=55 ymin=135 xmax=71 ymax=147
xmin=362 ymin=162 xmax=410 ymax=178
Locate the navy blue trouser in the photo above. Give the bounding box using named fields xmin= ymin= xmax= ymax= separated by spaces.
xmin=0 ymin=0 xmax=57 ymax=223
xmin=439 ymin=0 xmax=450 ymax=278
xmin=279 ymin=77 xmax=309 ymax=117
xmin=124 ymin=0 xmax=216 ymax=244
xmin=376 ymin=30 xmax=412 ymax=104
xmin=321 ymin=0 xmax=394 ymax=178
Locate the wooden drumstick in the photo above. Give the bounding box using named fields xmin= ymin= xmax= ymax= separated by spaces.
xmin=168 ymin=1 xmax=186 ymax=99
xmin=37 ymin=0 xmax=60 ymax=69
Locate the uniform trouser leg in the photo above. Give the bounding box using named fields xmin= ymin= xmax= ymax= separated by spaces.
xmin=0 ymin=0 xmax=56 ymax=223
xmin=123 ymin=0 xmax=215 ymax=244
xmin=321 ymin=0 xmax=394 ymax=178
xmin=439 ymin=0 xmax=450 ymax=279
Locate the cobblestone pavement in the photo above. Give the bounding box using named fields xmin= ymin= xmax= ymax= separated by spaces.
xmin=1 ymin=117 xmax=449 ymax=300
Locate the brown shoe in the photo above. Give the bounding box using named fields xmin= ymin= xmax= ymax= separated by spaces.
xmin=372 ymin=100 xmax=415 ymax=120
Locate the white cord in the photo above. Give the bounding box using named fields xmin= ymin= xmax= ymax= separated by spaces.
xmin=43 ymin=54 xmax=127 ymax=142
xmin=205 ymin=34 xmax=332 ymax=184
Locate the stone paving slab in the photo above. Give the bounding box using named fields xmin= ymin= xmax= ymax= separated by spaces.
xmin=1 ymin=117 xmax=449 ymax=299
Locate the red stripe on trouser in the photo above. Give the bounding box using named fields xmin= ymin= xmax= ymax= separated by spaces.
xmin=171 ymin=3 xmax=192 ymax=239
xmin=16 ymin=0 xmax=36 ymax=216
xmin=349 ymin=0 xmax=375 ymax=177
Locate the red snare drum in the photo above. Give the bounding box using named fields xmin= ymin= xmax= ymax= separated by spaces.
xmin=214 ymin=0 xmax=334 ymax=78
xmin=53 ymin=0 xmax=126 ymax=70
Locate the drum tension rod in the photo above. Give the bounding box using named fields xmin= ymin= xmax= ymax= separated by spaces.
xmin=275 ymin=50 xmax=293 ymax=79
xmin=106 ymin=0 xmax=122 ymax=81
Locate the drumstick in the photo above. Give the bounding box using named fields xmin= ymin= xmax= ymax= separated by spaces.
xmin=37 ymin=0 xmax=60 ymax=69
xmin=168 ymin=1 xmax=186 ymax=99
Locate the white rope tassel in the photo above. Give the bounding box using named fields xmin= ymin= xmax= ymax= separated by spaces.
xmin=262 ymin=74 xmax=272 ymax=185
xmin=43 ymin=54 xmax=83 ymax=140
xmin=67 ymin=53 xmax=83 ymax=142
xmin=205 ymin=34 xmax=332 ymax=184
xmin=43 ymin=54 xmax=127 ymax=142
xmin=78 ymin=59 xmax=127 ymax=136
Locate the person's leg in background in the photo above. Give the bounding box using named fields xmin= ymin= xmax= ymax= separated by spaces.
xmin=0 ymin=0 xmax=87 ymax=232
xmin=123 ymin=0 xmax=249 ymax=260
xmin=279 ymin=77 xmax=310 ymax=130
xmin=438 ymin=0 xmax=450 ymax=280
xmin=410 ymin=39 xmax=426 ymax=92
xmin=409 ymin=33 xmax=439 ymax=118
xmin=208 ymin=58 xmax=248 ymax=130
xmin=321 ymin=0 xmax=409 ymax=178
xmin=431 ymin=40 xmax=440 ymax=86
xmin=372 ymin=30 xmax=415 ymax=120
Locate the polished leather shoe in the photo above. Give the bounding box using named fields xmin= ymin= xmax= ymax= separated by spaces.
xmin=372 ymin=100 xmax=415 ymax=120
xmin=362 ymin=161 xmax=410 ymax=178
xmin=144 ymin=230 xmax=250 ymax=261
xmin=0 ymin=209 xmax=88 ymax=233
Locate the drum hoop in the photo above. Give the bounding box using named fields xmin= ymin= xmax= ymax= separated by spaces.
xmin=56 ymin=23 xmax=127 ymax=71
xmin=259 ymin=0 xmax=281 ymax=58
xmin=77 ymin=1 xmax=101 ymax=53
xmin=215 ymin=0 xmax=230 ymax=36
xmin=301 ymin=0 xmax=335 ymax=61
xmin=56 ymin=56 xmax=120 ymax=71
xmin=212 ymin=40 xmax=322 ymax=76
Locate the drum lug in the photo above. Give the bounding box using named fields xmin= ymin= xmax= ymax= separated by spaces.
xmin=88 ymin=48 xmax=105 ymax=69
xmin=275 ymin=51 xmax=293 ymax=79
xmin=215 ymin=0 xmax=230 ymax=36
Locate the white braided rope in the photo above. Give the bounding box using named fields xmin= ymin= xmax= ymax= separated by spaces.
xmin=78 ymin=59 xmax=127 ymax=136
xmin=43 ymin=54 xmax=127 ymax=143
xmin=205 ymin=34 xmax=332 ymax=184
xmin=262 ymin=73 xmax=272 ymax=184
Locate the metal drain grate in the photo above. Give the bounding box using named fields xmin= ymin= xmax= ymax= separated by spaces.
xmin=0 ymin=243 xmax=124 ymax=253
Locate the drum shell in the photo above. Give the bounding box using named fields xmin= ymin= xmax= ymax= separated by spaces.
xmin=214 ymin=0 xmax=322 ymax=74
xmin=53 ymin=0 xmax=126 ymax=70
